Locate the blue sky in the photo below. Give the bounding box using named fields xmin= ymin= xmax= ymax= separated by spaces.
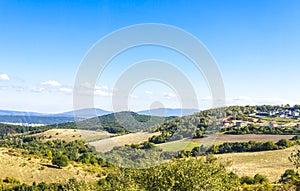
xmin=0 ymin=0 xmax=300 ymax=113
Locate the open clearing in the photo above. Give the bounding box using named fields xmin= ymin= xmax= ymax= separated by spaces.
xmin=156 ymin=141 xmax=203 ymax=152
xmin=34 ymin=128 xmax=112 ymax=142
xmin=89 ymin=132 xmax=160 ymax=153
xmin=0 ymin=148 xmax=99 ymax=184
xmin=157 ymin=134 xmax=296 ymax=152
xmin=217 ymin=146 xmax=297 ymax=182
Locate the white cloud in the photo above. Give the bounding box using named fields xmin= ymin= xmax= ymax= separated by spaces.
xmin=199 ymin=96 xmax=296 ymax=107
xmin=130 ymin=94 xmax=138 ymax=99
xmin=94 ymin=89 xmax=112 ymax=97
xmin=95 ymin=85 xmax=109 ymax=90
xmin=164 ymin=92 xmax=176 ymax=99
xmin=0 ymin=74 xmax=9 ymax=81
xmin=111 ymin=87 xmax=118 ymax=92
xmin=77 ymin=84 xmax=112 ymax=97
xmin=80 ymin=82 xmax=92 ymax=89
xmin=79 ymin=82 xmax=109 ymax=91
xmin=31 ymin=87 xmax=45 ymax=93
xmin=228 ymin=96 xmax=294 ymax=106
xmin=41 ymin=80 xmax=61 ymax=87
xmin=200 ymin=96 xmax=212 ymax=101
xmin=145 ymin=90 xmax=153 ymax=95
xmin=59 ymin=87 xmax=72 ymax=93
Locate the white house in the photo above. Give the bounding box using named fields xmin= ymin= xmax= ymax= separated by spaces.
xmin=269 ymin=121 xmax=278 ymax=128
xmin=292 ymin=111 xmax=299 ymax=118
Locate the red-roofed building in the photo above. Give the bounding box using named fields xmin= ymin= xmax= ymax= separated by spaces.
xmin=269 ymin=121 xmax=278 ymax=128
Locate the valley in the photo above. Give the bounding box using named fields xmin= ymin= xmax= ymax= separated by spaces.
xmin=0 ymin=105 xmax=300 ymax=190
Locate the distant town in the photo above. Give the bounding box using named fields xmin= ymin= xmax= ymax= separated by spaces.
xmin=222 ymin=105 xmax=300 ymax=129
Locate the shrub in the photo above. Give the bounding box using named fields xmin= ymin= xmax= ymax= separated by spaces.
xmin=52 ymin=155 xmax=69 ymax=168
xmin=240 ymin=176 xmax=254 ymax=184
xmin=280 ymin=169 xmax=300 ymax=183
xmin=253 ymin=174 xmax=268 ymax=184
xmin=277 ymin=139 xmax=293 ymax=148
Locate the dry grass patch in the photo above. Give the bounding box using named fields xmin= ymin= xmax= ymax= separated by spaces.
xmin=217 ymin=146 xmax=297 ymax=182
xmin=89 ymin=132 xmax=160 ymax=153
xmin=34 ymin=128 xmax=112 ymax=142
xmin=0 ymin=148 xmax=100 ymax=184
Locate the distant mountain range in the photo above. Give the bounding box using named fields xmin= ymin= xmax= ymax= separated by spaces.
xmin=0 ymin=108 xmax=112 ymax=118
xmin=137 ymin=108 xmax=199 ymax=117
xmin=52 ymin=108 xmax=112 ymax=118
xmin=0 ymin=108 xmax=200 ymax=125
xmin=0 ymin=110 xmax=46 ymax=117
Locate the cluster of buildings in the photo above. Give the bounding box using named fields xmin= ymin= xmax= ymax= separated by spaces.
xmin=256 ymin=108 xmax=300 ymax=119
xmin=221 ymin=119 xmax=248 ymax=128
xmin=221 ymin=119 xmax=283 ymax=129
xmin=221 ymin=108 xmax=300 ymax=129
xmin=0 ymin=122 xmax=45 ymax=127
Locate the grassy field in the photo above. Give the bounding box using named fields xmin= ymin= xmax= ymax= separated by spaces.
xmin=158 ymin=140 xmax=298 ymax=182
xmin=156 ymin=140 xmax=201 ymax=152
xmin=157 ymin=134 xmax=295 ymax=152
xmin=34 ymin=128 xmax=112 ymax=142
xmin=153 ymin=134 xmax=298 ymax=183
xmin=1 ymin=131 xmax=298 ymax=184
xmin=217 ymin=146 xmax=297 ymax=182
xmin=89 ymin=132 xmax=160 ymax=153
xmin=0 ymin=148 xmax=101 ymax=184
xmin=191 ymin=134 xmax=295 ymax=143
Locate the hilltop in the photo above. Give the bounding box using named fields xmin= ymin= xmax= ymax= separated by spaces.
xmin=46 ymin=111 xmax=175 ymax=134
xmin=148 ymin=105 xmax=300 ymax=144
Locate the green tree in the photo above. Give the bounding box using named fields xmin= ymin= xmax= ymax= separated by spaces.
xmin=289 ymin=149 xmax=300 ymax=169
xmin=277 ymin=139 xmax=293 ymax=148
xmin=52 ymin=155 xmax=69 ymax=168
xmin=240 ymin=176 xmax=254 ymax=184
xmin=280 ymin=169 xmax=300 ymax=183
xmin=99 ymin=157 xmax=240 ymax=190
xmin=253 ymin=173 xmax=268 ymax=184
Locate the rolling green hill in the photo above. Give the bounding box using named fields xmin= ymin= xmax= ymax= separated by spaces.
xmin=47 ymin=111 xmax=175 ymax=134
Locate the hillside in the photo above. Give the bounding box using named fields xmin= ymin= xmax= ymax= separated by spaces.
xmin=49 ymin=111 xmax=175 ymax=134
xmin=217 ymin=146 xmax=296 ymax=182
xmin=1 ymin=105 xmax=300 ymax=189
xmin=89 ymin=132 xmax=160 ymax=153
xmin=157 ymin=134 xmax=296 ymax=152
xmin=148 ymin=105 xmax=300 ymax=144
xmin=0 ymin=148 xmax=100 ymax=184
xmin=0 ymin=111 xmax=175 ymax=137
xmin=33 ymin=129 xmax=113 ymax=143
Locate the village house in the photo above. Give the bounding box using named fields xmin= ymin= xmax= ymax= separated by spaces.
xmin=235 ymin=121 xmax=247 ymax=127
xmin=222 ymin=119 xmax=233 ymax=127
xmin=292 ymin=111 xmax=299 ymax=118
xmin=269 ymin=121 xmax=278 ymax=128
